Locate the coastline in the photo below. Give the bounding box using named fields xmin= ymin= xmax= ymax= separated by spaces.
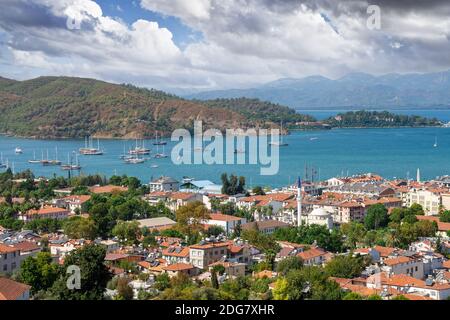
xmin=1 ymin=124 xmax=445 ymax=140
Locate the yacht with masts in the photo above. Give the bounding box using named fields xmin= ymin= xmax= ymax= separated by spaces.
xmin=79 ymin=136 xmax=104 ymax=155
xmin=61 ymin=152 xmax=82 ymax=171
xmin=0 ymin=153 xmax=7 ymax=168
xmin=153 ymin=131 xmax=167 ymax=146
xmin=129 ymin=138 xmax=150 ymax=155
xmin=269 ymin=121 xmax=289 ymax=146
xmin=28 ymin=150 xmax=41 ymax=164
xmin=42 ymin=147 xmax=62 ymax=166
xmin=154 ymin=144 xmax=168 ymax=158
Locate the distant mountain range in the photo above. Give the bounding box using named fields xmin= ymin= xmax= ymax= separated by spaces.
xmin=186 ymin=70 xmax=450 ymax=109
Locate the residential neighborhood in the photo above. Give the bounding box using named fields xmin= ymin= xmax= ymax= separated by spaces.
xmin=1 ymin=169 xmax=450 ymax=301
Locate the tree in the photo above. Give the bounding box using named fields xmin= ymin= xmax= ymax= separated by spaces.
xmin=324 ymin=255 xmax=365 ymax=278
xmin=18 ymin=252 xmax=60 ymax=294
xmin=112 ymin=220 xmax=142 ymax=245
xmin=63 ymin=217 xmax=98 ymax=240
xmin=175 ymin=201 xmax=210 ymax=237
xmin=440 ymin=210 xmax=450 ymax=222
xmin=116 ymin=277 xmax=134 ymax=300
xmin=276 ymin=256 xmax=303 ymax=275
xmin=51 ymin=244 xmax=111 ymax=300
xmin=341 ymin=222 xmax=366 ymax=249
xmin=273 ymin=267 xmax=342 ymax=300
xmin=211 ymin=269 xmax=219 ymax=289
xmin=343 ymin=292 xmax=364 ymax=300
xmin=409 ymin=203 xmax=424 ymax=215
xmin=252 ymin=186 xmax=265 ymax=195
xmin=364 ymin=204 xmax=388 ymax=230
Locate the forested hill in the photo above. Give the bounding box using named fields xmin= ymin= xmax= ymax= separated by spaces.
xmin=0 ymin=76 xmax=311 ymax=139
xmin=198 ymin=98 xmax=315 ymax=123
xmin=324 ymin=110 xmax=442 ymax=128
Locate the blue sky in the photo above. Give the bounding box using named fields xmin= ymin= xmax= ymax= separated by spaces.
xmin=94 ymin=0 xmax=202 ymax=47
xmin=0 ymin=0 xmax=449 ymax=92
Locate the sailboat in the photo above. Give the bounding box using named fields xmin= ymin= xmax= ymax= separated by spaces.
xmin=79 ymin=136 xmax=104 ymax=155
xmin=124 ymin=153 xmax=145 ymax=164
xmin=269 ymin=121 xmax=289 ymax=146
xmin=433 ymin=136 xmax=438 ymax=148
xmin=153 ymin=131 xmax=167 ymax=146
xmin=154 ymin=144 xmax=168 ymax=158
xmin=0 ymin=153 xmax=6 ymax=168
xmin=28 ymin=150 xmax=41 ymax=164
xmin=129 ymin=138 xmax=150 ymax=155
xmin=15 ymin=147 xmax=23 ymax=154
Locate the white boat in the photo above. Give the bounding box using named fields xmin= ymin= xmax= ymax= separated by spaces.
xmin=153 ymin=131 xmax=167 ymax=146
xmin=154 ymin=144 xmax=168 ymax=158
xmin=0 ymin=153 xmax=6 ymax=168
xmin=79 ymin=136 xmax=104 ymax=155
xmin=151 ymin=164 xmax=159 ymax=168
xmin=269 ymin=121 xmax=289 ymax=146
xmin=129 ymin=138 xmax=150 ymax=155
xmin=15 ymin=147 xmax=23 ymax=154
xmin=125 ymin=157 xmax=145 ymax=164
xmin=310 ymin=137 xmax=318 ymax=141
xmin=433 ymin=136 xmax=438 ymax=148
xmin=28 ymin=150 xmax=41 ymax=163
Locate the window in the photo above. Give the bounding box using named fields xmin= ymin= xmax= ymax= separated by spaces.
xmin=2 ymin=264 xmax=6 ymax=271
xmin=415 ymin=266 xmax=418 ymax=272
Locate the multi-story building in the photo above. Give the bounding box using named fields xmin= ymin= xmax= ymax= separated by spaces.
xmin=149 ymin=176 xmax=179 ymax=193
xmin=405 ymin=189 xmax=441 ymax=215
xmin=0 ymin=244 xmax=21 ymax=274
xmin=20 ymin=206 xmax=70 ymax=222
xmin=189 ymin=242 xmax=229 ymax=269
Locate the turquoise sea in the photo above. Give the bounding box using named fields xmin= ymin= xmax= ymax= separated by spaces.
xmin=0 ymin=125 xmax=449 ymax=188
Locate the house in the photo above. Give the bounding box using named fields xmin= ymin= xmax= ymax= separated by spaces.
xmin=166 ymin=192 xmax=203 ymax=211
xmin=416 ymin=215 xmax=450 ymax=238
xmin=98 ymin=240 xmax=120 ymax=253
xmin=161 ymin=246 xmax=190 ymax=265
xmin=149 ymin=176 xmax=179 ymax=192
xmin=179 ymin=180 xmax=216 ymax=193
xmin=20 ymin=206 xmax=70 ymax=222
xmin=59 ymin=195 xmax=91 ymax=213
xmin=209 ymin=261 xmax=246 ymax=277
xmin=241 ymin=220 xmax=290 ymax=235
xmin=381 ymin=274 xmax=450 ymax=300
xmin=0 ymin=277 xmax=31 ymax=300
xmin=137 ymin=217 xmax=177 ymax=231
xmin=89 ymin=185 xmax=128 ymax=194
xmin=11 ymin=241 xmax=41 ymax=259
xmin=189 ymin=241 xmax=230 ymax=269
xmin=137 ymin=258 xmax=167 ymax=275
xmin=0 ymin=244 xmax=21 ymax=274
xmin=162 ymin=263 xmax=198 ymax=277
xmin=405 ymin=189 xmax=442 ymax=215
xmin=297 ymin=247 xmax=330 ymax=266
xmin=382 ymin=256 xmax=424 ymax=279
xmin=236 ymin=193 xmax=294 ymax=219
xmin=204 ymin=213 xmax=246 ymax=235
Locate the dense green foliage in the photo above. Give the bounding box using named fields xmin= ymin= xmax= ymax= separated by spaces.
xmin=325 ymin=110 xmax=441 ymax=128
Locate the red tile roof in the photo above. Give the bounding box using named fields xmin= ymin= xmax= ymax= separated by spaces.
xmin=162 ymin=263 xmax=194 ymax=272
xmin=297 ymin=247 xmax=326 ymax=260
xmin=90 ymin=185 xmax=128 ymax=194
xmin=209 ymin=213 xmax=242 ymax=222
xmin=162 ymin=247 xmax=190 ymax=257
xmin=0 ymin=277 xmax=30 ymax=300
xmin=26 ymin=206 xmax=69 ymax=216
xmin=0 ymin=244 xmax=19 ymax=254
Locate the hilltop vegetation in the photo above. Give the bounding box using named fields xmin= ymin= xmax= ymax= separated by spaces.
xmin=0 ymin=76 xmax=319 ymax=139
xmin=199 ymin=98 xmax=315 ymax=123
xmin=324 ymin=110 xmax=441 ymax=128
xmin=0 ymin=76 xmax=442 ymax=139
